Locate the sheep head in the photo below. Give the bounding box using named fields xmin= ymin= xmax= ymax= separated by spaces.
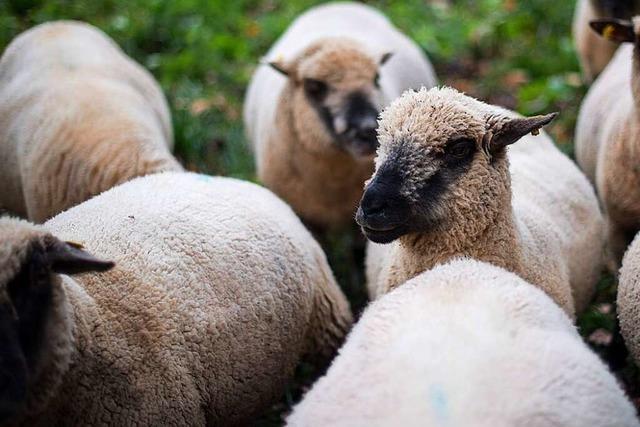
xmin=0 ymin=218 xmax=113 ymax=422
xmin=355 ymin=87 xmax=556 ymax=244
xmin=269 ymin=38 xmax=392 ymax=158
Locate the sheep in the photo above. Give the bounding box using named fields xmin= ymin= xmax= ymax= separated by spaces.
xmin=243 ymin=2 xmax=437 ymax=230
xmin=575 ymin=17 xmax=640 ymax=271
xmin=287 ymin=258 xmax=639 ymax=427
xmin=0 ymin=21 xmax=182 ymax=223
xmin=357 ymin=86 xmax=604 ymax=317
xmin=573 ymin=0 xmax=639 ymax=82
xmin=0 ymin=172 xmax=352 ymax=426
xmin=618 ymin=232 xmax=640 ymax=367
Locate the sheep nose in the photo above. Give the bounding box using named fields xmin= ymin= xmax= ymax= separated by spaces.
xmin=360 ymin=185 xmax=388 ymax=217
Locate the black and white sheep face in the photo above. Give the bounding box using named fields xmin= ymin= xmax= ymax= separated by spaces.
xmin=356 ymin=87 xmax=557 ymax=244
xmin=269 ymin=41 xmax=391 ymax=158
xmin=302 ymin=78 xmax=383 ymax=158
xmin=0 ymin=235 xmax=113 ymax=423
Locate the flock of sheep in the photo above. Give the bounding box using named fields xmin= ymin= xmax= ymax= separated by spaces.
xmin=2 ymin=0 xmax=640 ymax=425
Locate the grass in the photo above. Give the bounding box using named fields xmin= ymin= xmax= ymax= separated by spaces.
xmin=1 ymin=0 xmax=635 ymax=422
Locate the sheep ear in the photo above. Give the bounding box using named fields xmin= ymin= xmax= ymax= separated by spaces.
xmin=45 ymin=240 xmax=114 ymax=275
xmin=380 ymin=52 xmax=393 ymax=65
xmin=488 ymin=113 xmax=558 ymax=152
xmin=590 ymin=19 xmax=636 ymax=43
xmin=267 ymin=59 xmax=291 ymax=77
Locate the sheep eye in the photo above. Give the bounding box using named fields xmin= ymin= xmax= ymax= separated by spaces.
xmin=446 ymin=138 xmax=475 ymax=159
xmin=303 ymin=78 xmax=328 ymax=101
xmin=374 ymin=73 xmax=380 ymax=88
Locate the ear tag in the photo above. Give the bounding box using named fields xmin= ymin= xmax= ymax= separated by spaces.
xmin=65 ymin=241 xmax=85 ymax=249
xmin=603 ymin=24 xmax=616 ymax=41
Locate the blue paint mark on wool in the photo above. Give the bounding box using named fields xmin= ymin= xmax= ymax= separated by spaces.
xmin=429 ymin=383 xmax=449 ymax=425
xmin=195 ymin=174 xmax=213 ymax=183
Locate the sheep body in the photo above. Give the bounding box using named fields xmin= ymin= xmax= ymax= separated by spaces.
xmin=288 ymin=259 xmax=638 ymax=427
xmin=365 ymin=87 xmax=603 ymax=316
xmin=618 ymin=232 xmax=640 ymax=366
xmin=1 ymin=172 xmax=351 ymax=425
xmin=244 ymin=2 xmax=436 ymax=229
xmin=0 ymin=21 xmax=181 ymax=223
xmin=575 ymin=40 xmax=640 ymax=268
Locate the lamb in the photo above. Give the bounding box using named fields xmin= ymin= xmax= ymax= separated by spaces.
xmin=357 ymin=87 xmax=604 ymax=317
xmin=243 ymin=2 xmax=437 ymax=230
xmin=572 ymin=0 xmax=639 ymax=82
xmin=0 ymin=172 xmax=352 ymax=426
xmin=287 ymin=259 xmax=639 ymax=427
xmin=575 ymin=17 xmax=640 ymax=271
xmin=617 ymin=232 xmax=640 ymax=366
xmin=0 ymin=21 xmax=182 ymax=223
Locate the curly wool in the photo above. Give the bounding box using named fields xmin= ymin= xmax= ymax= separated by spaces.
xmin=288 ymin=259 xmax=638 ymax=427
xmin=3 ymin=172 xmax=352 ymax=426
xmin=0 ymin=21 xmax=181 ymax=223
xmin=618 ymin=232 xmax=640 ymax=366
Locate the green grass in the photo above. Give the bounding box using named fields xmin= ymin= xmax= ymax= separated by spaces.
xmin=1 ymin=0 xmax=633 ymax=422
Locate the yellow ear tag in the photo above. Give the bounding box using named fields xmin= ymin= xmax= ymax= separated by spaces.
xmin=603 ymin=24 xmax=616 ymax=41
xmin=65 ymin=240 xmax=85 ymax=249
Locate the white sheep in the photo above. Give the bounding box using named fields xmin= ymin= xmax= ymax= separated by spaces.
xmin=358 ymin=86 xmax=604 ymax=317
xmin=572 ymin=0 xmax=636 ymax=82
xmin=0 ymin=172 xmax=352 ymax=425
xmin=575 ymin=17 xmax=640 ymax=271
xmin=243 ymin=2 xmax=437 ymax=230
xmin=0 ymin=21 xmax=181 ymax=223
xmin=287 ymin=259 xmax=639 ymax=427
xmin=617 ymin=232 xmax=640 ymax=367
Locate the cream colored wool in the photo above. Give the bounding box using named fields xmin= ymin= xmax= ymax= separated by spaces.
xmin=618 ymin=232 xmax=640 ymax=366
xmin=243 ymin=2 xmax=437 ymax=229
xmin=287 ymin=259 xmax=638 ymax=427
xmin=0 ymin=21 xmax=181 ymax=223
xmin=366 ymin=87 xmax=603 ymax=316
xmin=573 ymin=0 xmax=621 ymax=82
xmin=575 ymin=20 xmax=640 ymax=270
xmin=0 ymin=172 xmax=352 ymax=426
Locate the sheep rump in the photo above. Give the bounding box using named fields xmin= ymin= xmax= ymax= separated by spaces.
xmin=288 ymin=259 xmax=638 ymax=427
xmin=0 ymin=21 xmax=181 ymax=223
xmin=2 ymin=172 xmax=352 ymax=425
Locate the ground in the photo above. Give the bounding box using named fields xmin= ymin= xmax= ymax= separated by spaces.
xmin=1 ymin=0 xmax=637 ymax=423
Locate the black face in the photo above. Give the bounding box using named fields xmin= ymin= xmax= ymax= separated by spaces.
xmin=592 ymin=0 xmax=639 ymax=18
xmin=356 ymin=137 xmax=477 ymax=244
xmin=0 ymin=246 xmax=53 ymax=423
xmin=303 ymin=78 xmax=380 ymax=157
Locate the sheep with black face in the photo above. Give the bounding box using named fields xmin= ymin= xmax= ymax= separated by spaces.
xmin=244 ymin=2 xmax=437 ymax=230
xmin=357 ymin=87 xmax=604 ymax=316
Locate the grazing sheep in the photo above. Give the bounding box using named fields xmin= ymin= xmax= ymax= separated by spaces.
xmin=244 ymin=2 xmax=437 ymax=230
xmin=575 ymin=17 xmax=640 ymax=271
xmin=573 ymin=0 xmax=639 ymax=82
xmin=618 ymin=232 xmax=640 ymax=366
xmin=287 ymin=259 xmax=639 ymax=427
xmin=357 ymin=87 xmax=604 ymax=316
xmin=0 ymin=21 xmax=181 ymax=223
xmin=0 ymin=172 xmax=352 ymax=426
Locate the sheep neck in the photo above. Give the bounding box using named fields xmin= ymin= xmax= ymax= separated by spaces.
xmin=385 ymin=178 xmax=523 ymax=293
